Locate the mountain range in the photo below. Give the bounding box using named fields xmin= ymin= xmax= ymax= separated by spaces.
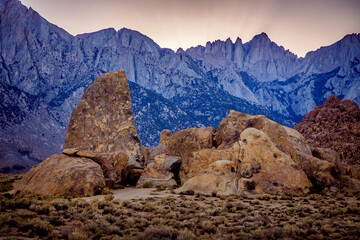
xmin=0 ymin=0 xmax=359 ymax=173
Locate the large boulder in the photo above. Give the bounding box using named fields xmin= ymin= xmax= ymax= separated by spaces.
xmin=149 ymin=129 xmax=173 ymax=161
xmin=177 ymin=160 xmax=238 ymax=196
xmin=62 ymin=149 xmax=128 ymax=184
xmin=237 ymin=128 xmax=310 ymax=195
xmin=137 ymin=154 xmax=180 ymax=187
xmin=64 ymin=70 xmax=144 ymax=183
xmin=166 ymin=127 xmax=215 ymax=157
xmin=179 ymin=149 xmax=236 ymax=184
xmin=145 ymin=127 xmax=216 ymax=187
xmin=64 ymin=70 xmax=144 ymax=168
xmin=216 ymin=111 xmax=311 ymax=158
xmin=14 ymin=154 xmax=105 ymax=197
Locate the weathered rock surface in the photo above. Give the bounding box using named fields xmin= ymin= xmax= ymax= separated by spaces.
xmin=180 ymin=149 xmax=236 ymax=184
xmin=296 ymin=152 xmax=339 ymax=190
xmin=295 ymin=95 xmax=360 ymax=189
xmin=166 ymin=127 xmax=215 ymax=157
xmin=177 ymin=160 xmax=238 ymax=196
xmin=147 ymin=110 xmax=345 ymax=194
xmin=137 ymin=154 xmax=179 ymax=187
xmin=237 ymin=128 xmax=310 ymax=195
xmin=63 ymin=148 xmax=128 ymax=183
xmin=214 ymin=110 xmax=340 ymax=190
xmin=159 ymin=129 xmax=173 ymax=145
xmin=295 ymin=95 xmax=360 ymax=165
xmin=15 ymin=70 xmax=148 ymax=196
xmin=14 ymin=154 xmax=105 ymax=197
xmin=216 ymin=111 xmax=311 ymax=158
xmin=64 ymin=70 xmax=144 ymax=168
xmin=63 ymin=70 xmax=145 ymax=184
xmin=176 ymin=124 xmax=311 ymax=195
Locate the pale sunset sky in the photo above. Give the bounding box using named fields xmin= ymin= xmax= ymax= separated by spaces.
xmin=21 ymin=0 xmax=360 ymax=57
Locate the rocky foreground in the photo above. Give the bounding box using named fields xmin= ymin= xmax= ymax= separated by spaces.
xmin=13 ymin=70 xmax=360 ymax=198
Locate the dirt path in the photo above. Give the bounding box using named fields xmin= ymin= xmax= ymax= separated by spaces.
xmin=81 ymin=187 xmax=175 ymax=201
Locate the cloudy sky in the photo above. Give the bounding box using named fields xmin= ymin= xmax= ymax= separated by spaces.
xmin=21 ymin=0 xmax=360 ymax=57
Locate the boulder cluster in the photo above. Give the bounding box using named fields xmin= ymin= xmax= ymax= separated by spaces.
xmin=295 ymin=95 xmax=360 ymax=190
xmin=141 ymin=111 xmax=342 ymax=196
xmin=15 ymin=70 xmax=359 ymax=197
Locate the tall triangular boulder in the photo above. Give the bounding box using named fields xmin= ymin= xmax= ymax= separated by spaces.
xmin=64 ymin=70 xmax=145 ymax=183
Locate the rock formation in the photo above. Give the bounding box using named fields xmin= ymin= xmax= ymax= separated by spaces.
xmin=214 ymin=110 xmax=339 ymax=191
xmin=177 ymin=160 xmax=238 ymax=196
xmin=14 ymin=154 xmax=105 ymax=197
xmin=236 ymin=128 xmax=310 ymax=195
xmin=64 ymin=70 xmax=144 ymax=168
xmin=137 ymin=154 xmax=180 ymax=187
xmin=166 ymin=127 xmax=215 ymax=157
xmin=15 ymin=70 xmax=145 ymax=196
xmin=179 ymin=149 xmax=236 ymax=184
xmin=295 ymin=95 xmax=360 ymax=190
xmin=63 ymin=69 xmax=145 ymax=184
xmin=295 ymin=95 xmax=360 ymax=165
xmin=146 ymin=110 xmax=343 ymax=195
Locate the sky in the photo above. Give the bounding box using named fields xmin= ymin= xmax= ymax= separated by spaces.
xmin=21 ymin=0 xmax=360 ymax=57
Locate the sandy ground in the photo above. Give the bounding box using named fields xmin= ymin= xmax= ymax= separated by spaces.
xmin=81 ymin=187 xmax=175 ymax=201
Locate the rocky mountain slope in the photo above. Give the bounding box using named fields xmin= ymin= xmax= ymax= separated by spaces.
xmin=295 ymin=95 xmax=360 ymax=166
xmin=0 ymin=0 xmax=359 ymax=173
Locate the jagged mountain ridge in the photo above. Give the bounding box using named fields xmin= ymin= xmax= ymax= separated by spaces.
xmin=0 ymin=0 xmax=359 ymax=173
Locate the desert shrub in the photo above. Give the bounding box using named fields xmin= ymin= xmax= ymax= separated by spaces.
xmin=113 ymin=183 xmax=125 ymax=189
xmin=265 ymin=227 xmax=283 ymax=239
xmin=336 ymin=194 xmax=345 ymax=200
xmin=224 ymin=202 xmax=235 ymax=212
xmin=20 ymin=218 xmax=53 ymax=237
xmin=255 ymin=215 xmax=271 ymax=226
xmin=283 ymin=224 xmax=303 ymax=238
xmin=142 ymin=182 xmax=153 ymax=188
xmin=84 ymin=223 xmax=100 ymax=236
xmin=236 ymin=203 xmax=245 ymax=210
xmin=138 ymin=225 xmax=178 ymax=240
xmin=102 ymin=187 xmax=112 ymax=195
xmin=156 ymin=185 xmax=166 ymax=191
xmin=143 ymin=203 xmax=155 ymax=212
xmin=50 ymin=198 xmax=69 ymax=211
xmin=122 ymin=200 xmax=130 ymax=207
xmin=258 ymin=194 xmax=271 ymax=201
xmin=104 ymin=214 xmax=116 ymax=224
xmin=177 ymin=229 xmax=197 ymax=240
xmin=0 ymin=174 xmax=22 ymax=192
xmin=199 ymin=220 xmax=217 ymax=234
xmin=104 ymin=194 xmax=114 ymax=201
xmin=0 ymin=213 xmax=22 ymax=228
xmin=251 ymin=228 xmax=266 ymax=239
xmin=97 ymin=200 xmax=111 ymax=209
xmin=29 ymin=201 xmax=52 ymax=214
xmin=180 ymin=190 xmax=195 ymax=196
xmin=68 ymin=228 xmax=89 ymax=240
